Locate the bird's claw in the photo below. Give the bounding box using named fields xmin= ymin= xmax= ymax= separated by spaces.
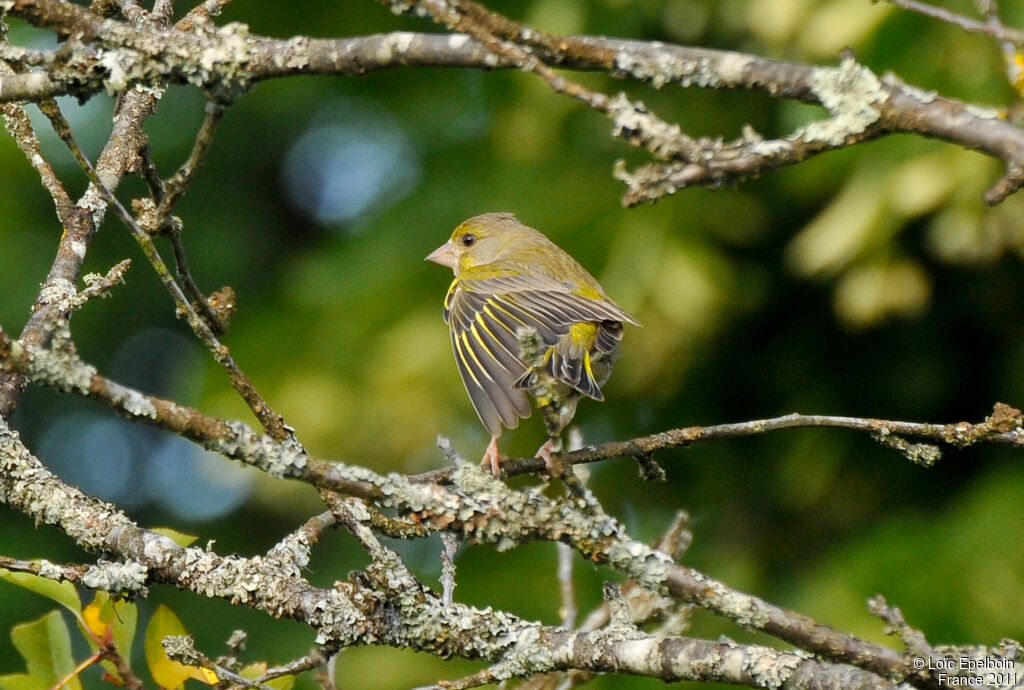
xmin=481 ymin=436 xmax=508 ymax=478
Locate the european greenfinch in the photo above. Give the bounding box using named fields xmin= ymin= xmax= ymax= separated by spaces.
xmin=426 ymin=212 xmax=638 ymax=475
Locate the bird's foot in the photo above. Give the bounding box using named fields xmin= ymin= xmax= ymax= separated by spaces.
xmin=481 ymin=436 xmax=507 ymax=478
xmin=535 ymin=438 xmax=563 ymax=476
xmin=537 ymin=437 xmax=588 ymax=497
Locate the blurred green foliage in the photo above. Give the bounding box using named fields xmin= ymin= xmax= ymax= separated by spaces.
xmin=2 ymin=0 xmax=1024 ymax=687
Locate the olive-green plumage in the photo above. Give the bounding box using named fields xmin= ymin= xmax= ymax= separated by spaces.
xmin=426 ymin=213 xmax=638 ymax=443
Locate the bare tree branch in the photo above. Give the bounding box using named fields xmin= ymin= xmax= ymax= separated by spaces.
xmin=882 ymin=0 xmax=1024 ymax=45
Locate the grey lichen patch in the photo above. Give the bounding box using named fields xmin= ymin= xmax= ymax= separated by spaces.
xmin=0 ymin=424 xmax=128 ymax=551
xmin=716 ymin=52 xmax=756 ymax=86
xmin=611 ymin=636 xmax=657 ymax=672
xmin=964 ymin=102 xmax=1001 ymax=121
xmin=604 ymin=537 xmax=672 ymax=593
xmin=267 ymin=533 xmax=313 ymax=575
xmin=81 ymin=559 xmax=149 ymax=595
xmin=312 ymin=587 xmax=367 ymax=645
xmin=37 ymin=560 xmax=65 ymax=581
xmin=130 ymin=197 xmax=160 ymax=234
xmin=883 ymin=76 xmax=937 ymax=105
xmin=802 ymin=58 xmax=888 ymax=144
xmin=744 ymin=645 xmax=806 ymax=689
xmin=277 ymin=37 xmax=310 ymax=70
xmin=614 ymin=46 xmax=741 ymax=90
xmin=451 ymin=455 xmax=505 ymax=494
xmin=376 ymin=31 xmax=415 ymax=63
xmin=384 ymin=0 xmax=425 ymax=17
xmin=873 ymin=427 xmax=942 ymax=467
xmin=379 ymin=584 xmax=544 ymax=668
xmin=162 ymin=635 xmax=201 ymax=665
xmin=138 ymin=529 xmax=183 ymax=564
xmin=515 ymin=326 xmax=544 ymax=370
xmin=28 ymin=345 xmax=96 ymax=396
xmin=98 ymin=49 xmax=130 ymax=95
xmin=179 ymin=549 xmax=265 ymax=604
xmin=607 ymin=93 xmax=688 ymax=160
xmin=747 ymin=137 xmax=795 ymax=160
xmin=79 ymin=185 xmax=110 ymax=223
xmin=194 ymin=22 xmax=254 ymax=96
xmin=489 ymin=625 xmax=556 ymax=679
xmin=36 ymin=278 xmax=77 ymax=312
xmin=691 ymin=571 xmax=772 ymax=629
xmin=119 ymin=388 xmax=158 ymax=419
xmin=222 ymin=421 xmax=307 ymax=477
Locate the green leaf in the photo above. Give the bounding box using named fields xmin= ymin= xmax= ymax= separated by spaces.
xmin=0 ymin=673 xmax=48 ymax=690
xmin=150 ymin=528 xmax=199 ymax=547
xmin=0 ymin=570 xmax=81 ymax=613
xmin=9 ymin=611 xmax=82 ymax=690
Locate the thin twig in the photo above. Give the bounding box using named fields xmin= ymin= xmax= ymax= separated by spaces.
xmin=138 ymin=142 xmax=166 ymax=202
xmin=868 ymin=595 xmax=935 ymax=659
xmin=258 ymin=648 xmax=333 ymax=683
xmin=882 ymin=0 xmax=1024 ymax=44
xmin=413 ymin=403 xmax=1023 ymax=482
xmin=34 ymin=102 xmax=293 ymax=441
xmin=440 ymin=532 xmax=459 ymax=606
xmin=159 ymin=100 xmax=225 ymax=218
xmin=0 ymin=555 xmax=89 ymax=580
xmin=556 ymin=541 xmax=576 ymax=629
xmin=133 ymin=101 xmax=228 ymax=333
xmin=164 ymin=636 xmax=276 ymax=690
xmin=177 ymin=0 xmax=234 ymax=32
xmin=386 ymin=0 xmax=702 ymax=166
xmin=0 ymin=99 xmax=73 ymax=222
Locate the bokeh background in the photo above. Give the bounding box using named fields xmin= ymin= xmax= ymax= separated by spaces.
xmin=3 ymin=0 xmax=1024 ymax=687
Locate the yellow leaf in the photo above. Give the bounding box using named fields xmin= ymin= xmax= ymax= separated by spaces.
xmin=144 ymin=606 xmax=215 ymax=688
xmin=81 ymin=601 xmax=108 ymax=639
xmin=190 ymin=668 xmax=218 ymax=685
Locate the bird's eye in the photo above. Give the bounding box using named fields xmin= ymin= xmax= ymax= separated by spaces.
xmin=460 ymin=233 xmax=476 ymax=247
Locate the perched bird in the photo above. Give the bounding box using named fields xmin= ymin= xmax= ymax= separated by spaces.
xmin=426 ymin=212 xmax=639 ymax=476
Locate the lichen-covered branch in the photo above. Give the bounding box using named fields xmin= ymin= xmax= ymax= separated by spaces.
xmin=4 ymin=0 xmax=1024 ymax=205
xmin=408 ymin=402 xmax=1024 ymax=482
xmin=3 ymin=2 xmax=1024 ymax=687
xmin=0 ymin=0 xmax=167 ymax=418
xmin=0 ymin=324 xmax=1016 ymax=686
xmin=0 ymin=326 xmax=922 ymax=683
xmin=0 ymin=418 xmax=914 ymax=688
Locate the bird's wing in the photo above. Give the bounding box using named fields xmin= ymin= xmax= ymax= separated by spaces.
xmin=460 ymin=272 xmax=638 ymax=328
xmin=443 ymin=281 xmax=533 ymax=436
xmin=450 ymin=272 xmax=635 ymax=405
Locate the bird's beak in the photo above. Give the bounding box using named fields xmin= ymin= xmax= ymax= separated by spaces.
xmin=425 ymin=240 xmax=458 ymax=271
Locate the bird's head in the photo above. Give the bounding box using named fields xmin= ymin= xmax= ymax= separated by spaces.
xmin=425 ymin=212 xmax=537 ymax=274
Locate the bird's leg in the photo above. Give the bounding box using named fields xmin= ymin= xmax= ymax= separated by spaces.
xmin=535 ymin=433 xmax=588 ymax=497
xmin=535 ymin=399 xmax=566 ymax=474
xmin=481 ymin=435 xmax=507 ymax=478
xmin=535 ymin=436 xmax=563 ymax=476
xmin=536 ymin=401 xmax=589 ymax=499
